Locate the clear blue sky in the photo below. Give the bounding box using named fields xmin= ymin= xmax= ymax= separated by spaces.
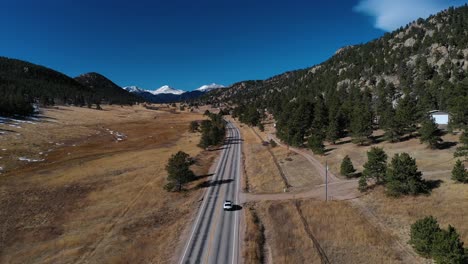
xmin=1 ymin=0 xmax=466 ymax=91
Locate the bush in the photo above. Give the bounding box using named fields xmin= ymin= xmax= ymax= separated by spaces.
xmin=340 ymin=155 xmax=356 ymax=178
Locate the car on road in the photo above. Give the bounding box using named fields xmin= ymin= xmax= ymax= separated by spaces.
xmin=223 ymin=200 xmax=233 ymax=211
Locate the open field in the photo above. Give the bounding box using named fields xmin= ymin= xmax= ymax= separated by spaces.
xmin=231 ymin=119 xmax=285 ymax=193
xmin=232 ymin=118 xmax=324 ymax=194
xmin=255 ymin=201 xmax=322 ymax=264
xmin=0 ymin=105 xmax=217 ymax=263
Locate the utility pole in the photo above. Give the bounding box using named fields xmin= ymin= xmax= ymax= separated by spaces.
xmin=325 ymin=160 xmax=328 ymax=201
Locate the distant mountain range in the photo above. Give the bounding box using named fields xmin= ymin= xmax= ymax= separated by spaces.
xmin=122 ymin=83 xmax=225 ymax=103
xmin=0 ymin=55 xmax=227 ymax=116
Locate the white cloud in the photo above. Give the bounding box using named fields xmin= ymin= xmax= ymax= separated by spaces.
xmin=354 ymin=0 xmax=463 ymax=31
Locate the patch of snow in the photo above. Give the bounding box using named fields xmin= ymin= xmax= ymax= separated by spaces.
xmin=18 ymin=157 xmax=44 ymax=162
xmin=8 ymin=124 xmax=21 ymax=128
xmin=1 ymin=149 xmax=6 ymax=151
xmin=195 ymin=83 xmax=225 ymax=92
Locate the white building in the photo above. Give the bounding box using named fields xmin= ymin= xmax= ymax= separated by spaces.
xmin=428 ymin=110 xmax=450 ymax=125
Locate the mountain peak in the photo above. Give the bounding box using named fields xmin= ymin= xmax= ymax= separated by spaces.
xmin=153 ymin=85 xmax=185 ymax=95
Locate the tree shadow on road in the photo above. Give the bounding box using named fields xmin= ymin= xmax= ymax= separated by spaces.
xmin=197 ymin=179 xmax=234 ymax=188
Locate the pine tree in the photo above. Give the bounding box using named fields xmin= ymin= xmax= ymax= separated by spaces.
xmin=340 ymin=155 xmax=356 ymax=178
xmin=189 ymin=121 xmax=199 ymax=133
xmin=419 ymin=117 xmax=442 ymax=149
xmin=410 ymin=216 xmax=441 ymax=257
xmin=385 ymin=152 xmax=427 ymax=196
xmin=326 ymin=116 xmax=340 ymax=144
xmin=165 ymin=151 xmax=195 ymax=192
xmin=358 ymin=175 xmax=368 ymax=192
xmin=308 ymin=131 xmax=325 ymax=155
xmin=363 ymin=147 xmax=388 ymax=184
xmin=454 ymin=131 xmax=468 ymax=161
xmin=395 ymin=94 xmax=419 ymax=135
xmin=431 ymin=225 xmax=466 ymax=264
xmin=351 ymin=103 xmax=373 ymax=145
xmin=451 ymin=160 xmax=467 ymax=183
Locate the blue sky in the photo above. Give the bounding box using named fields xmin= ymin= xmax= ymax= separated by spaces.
xmin=1 ymin=0 xmax=466 ymax=91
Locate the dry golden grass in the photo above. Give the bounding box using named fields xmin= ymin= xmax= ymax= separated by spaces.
xmin=243 ymin=203 xmax=265 ymax=264
xmin=360 ymin=183 xmax=468 ymax=255
xmin=232 ymin=120 xmax=284 ymax=193
xmin=298 ymin=200 xmax=418 ymax=263
xmin=0 ymin=105 xmax=217 ymax=263
xmin=255 ymin=201 xmax=321 ymax=264
xmin=315 ymin=130 xmax=459 ymax=177
xmin=272 ymin=147 xmax=324 ymax=191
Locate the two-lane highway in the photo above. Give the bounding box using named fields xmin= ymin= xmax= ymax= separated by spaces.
xmin=179 ymin=121 xmax=242 ymax=264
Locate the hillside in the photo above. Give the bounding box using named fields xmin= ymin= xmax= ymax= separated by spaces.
xmin=75 ymin=72 xmax=141 ymax=105
xmin=0 ymin=58 xmax=139 ymax=117
xmin=0 ymin=57 xmax=92 ymax=116
xmin=200 ymin=5 xmax=468 ymax=145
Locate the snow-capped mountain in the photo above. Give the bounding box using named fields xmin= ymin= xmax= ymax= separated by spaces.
xmin=196 ymin=83 xmax=225 ymax=92
xmin=152 ymin=85 xmax=185 ymax=95
xmin=122 ymin=85 xmax=147 ymax=93
xmin=122 ymin=83 xmax=225 ymax=103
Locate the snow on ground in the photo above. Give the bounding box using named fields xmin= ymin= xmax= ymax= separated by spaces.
xmin=105 ymin=128 xmax=127 ymax=142
xmin=18 ymin=157 xmax=44 ymax=162
xmin=0 ymin=116 xmax=36 ymax=125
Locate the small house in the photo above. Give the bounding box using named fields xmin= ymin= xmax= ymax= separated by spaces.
xmin=428 ymin=110 xmax=450 ymax=125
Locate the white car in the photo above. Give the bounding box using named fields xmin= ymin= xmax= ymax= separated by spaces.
xmin=223 ymin=200 xmax=233 ymax=211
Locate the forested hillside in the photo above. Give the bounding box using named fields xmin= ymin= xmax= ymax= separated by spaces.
xmin=75 ymin=72 xmax=141 ymax=105
xmin=0 ymin=57 xmax=139 ymax=117
xmin=199 ymin=5 xmax=468 ymax=146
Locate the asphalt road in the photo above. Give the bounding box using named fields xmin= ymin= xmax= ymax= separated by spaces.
xmin=179 ymin=121 xmax=242 ymax=264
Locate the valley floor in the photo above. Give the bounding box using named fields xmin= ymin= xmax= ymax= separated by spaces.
xmin=0 ymin=105 xmax=217 ymax=263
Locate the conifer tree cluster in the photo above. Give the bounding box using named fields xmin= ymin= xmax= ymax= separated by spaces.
xmin=410 ymin=216 xmax=467 ymax=263
xmin=199 ymin=113 xmax=226 ymax=148
xmin=358 ymin=148 xmax=428 ymax=196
